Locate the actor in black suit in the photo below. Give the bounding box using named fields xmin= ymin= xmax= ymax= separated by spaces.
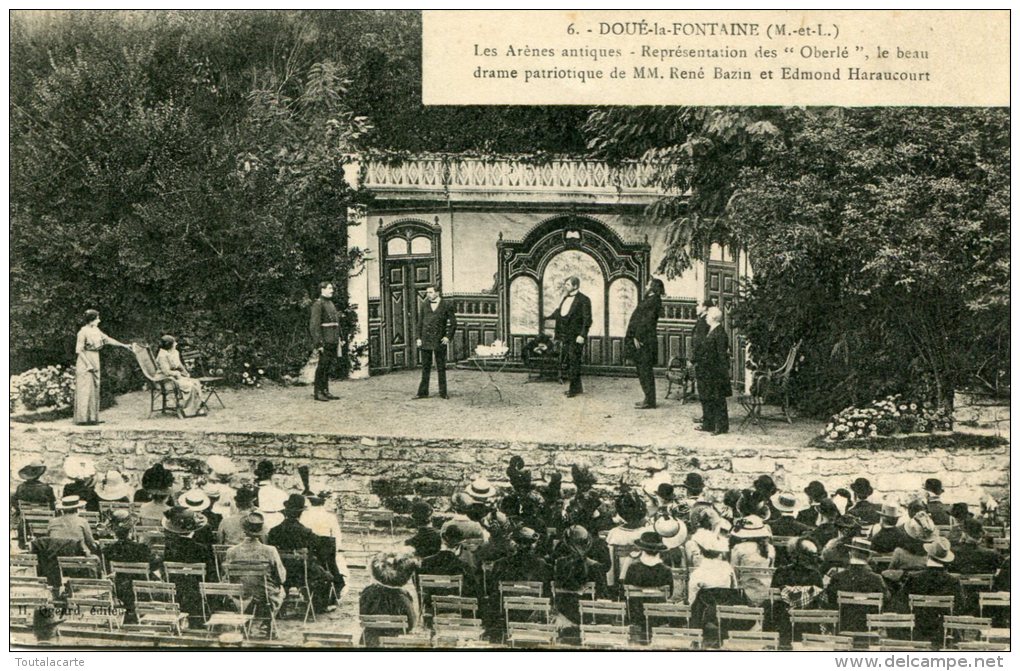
xmin=626 ymin=278 xmax=664 ymax=409
xmin=695 ymin=307 xmax=731 ymax=434
xmin=546 ymin=276 xmax=592 ymax=397
xmin=415 ymin=284 xmax=458 ymax=399
xmin=309 ymin=281 xmax=341 ymax=402
xmin=690 ymin=298 xmax=713 ymax=421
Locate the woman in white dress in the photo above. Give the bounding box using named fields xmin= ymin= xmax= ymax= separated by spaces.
xmin=74 ymin=309 xmax=131 ymax=425
xmin=154 ymin=335 xmax=205 ymax=417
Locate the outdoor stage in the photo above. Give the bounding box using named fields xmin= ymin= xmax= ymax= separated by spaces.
xmin=10 ymin=370 xmax=1010 ymax=510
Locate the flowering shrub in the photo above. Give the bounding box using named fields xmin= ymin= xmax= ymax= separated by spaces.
xmin=10 ymin=365 xmax=76 ymax=412
xmin=239 ymin=362 xmax=265 ymax=388
xmin=822 ymin=394 xmax=953 ymax=442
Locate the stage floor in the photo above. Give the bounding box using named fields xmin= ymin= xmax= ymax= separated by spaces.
xmin=43 ymin=369 xmax=820 ymax=449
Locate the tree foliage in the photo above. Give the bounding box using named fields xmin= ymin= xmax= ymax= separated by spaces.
xmin=586 ymin=107 xmax=1009 ymax=413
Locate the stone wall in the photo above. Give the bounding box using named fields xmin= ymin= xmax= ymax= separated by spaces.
xmin=11 ymin=425 xmax=1009 ymax=510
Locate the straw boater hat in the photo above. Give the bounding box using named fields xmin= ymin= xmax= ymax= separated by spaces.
xmin=56 ymin=495 xmax=87 ymax=511
xmin=653 ymin=514 xmax=689 ymax=548
xmin=162 ymin=507 xmax=208 ymax=535
xmin=63 ymin=456 xmax=95 ymax=480
xmin=771 ymin=493 xmax=798 ymax=514
xmin=845 ymin=537 xmax=875 ymax=556
xmin=879 ymin=502 xmax=901 ymax=526
xmin=924 ymin=537 xmax=955 ymax=564
xmin=731 ymin=515 xmax=771 ymax=539
xmin=465 ymin=477 xmax=497 ymax=502
xmin=904 ymin=511 xmax=938 ymax=543
xmin=177 ymin=489 xmax=212 ymax=512
xmin=18 ymin=460 xmax=47 ymax=481
xmin=96 ymin=471 xmax=133 ymax=501
xmin=206 ymin=456 xmax=237 ymax=477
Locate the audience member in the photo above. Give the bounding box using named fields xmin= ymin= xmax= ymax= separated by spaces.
xmin=868 ymin=503 xmax=912 ymax=554
xmin=13 ymin=460 xmax=55 ymax=510
xmin=621 ymin=531 xmax=673 ymax=623
xmin=359 ymin=553 xmax=418 ymax=647
xmin=798 ymin=481 xmax=828 ymax=527
xmin=896 ymin=537 xmax=964 ymax=645
xmin=47 ymin=495 xmax=99 ymax=555
xmin=553 ymin=525 xmax=610 ymax=625
xmin=218 ymin=484 xmax=260 ymax=545
xmin=62 ymin=456 xmax=100 ymax=512
xmin=807 ymin=498 xmax=840 ymax=549
xmin=825 ymin=538 xmax=888 ymax=632
xmin=768 ymin=493 xmax=811 ymax=538
xmin=224 ymin=512 xmax=286 ymax=616
xmin=730 ymin=516 xmax=774 ymax=605
xmin=404 ymin=500 xmax=442 ymax=558
xmin=951 ymin=518 xmax=1001 ymax=574
xmin=923 ymin=479 xmax=952 ymax=525
xmin=267 ymin=494 xmax=339 ymax=613
xmin=135 ymin=463 xmax=175 ymax=504
xmin=847 ymin=478 xmax=881 ymax=525
xmin=820 ymin=515 xmax=863 ymax=570
xmin=687 ymin=531 xmax=736 ymax=605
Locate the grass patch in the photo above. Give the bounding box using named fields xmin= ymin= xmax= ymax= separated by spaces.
xmin=808 ymin=431 xmax=1008 ymax=451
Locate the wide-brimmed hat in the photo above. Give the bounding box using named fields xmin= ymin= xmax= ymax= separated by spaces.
xmin=63 ymin=456 xmax=95 ymax=480
xmin=571 ymin=465 xmax=597 ymax=491
xmin=258 ymin=487 xmax=288 ymax=514
xmin=924 ymin=537 xmax=955 ymax=564
xmin=18 ymin=460 xmax=47 ymax=481
xmin=850 ymin=478 xmax=874 ymax=499
xmin=732 ymin=515 xmax=770 ymax=539
xmin=804 ymin=481 xmax=828 ymax=501
xmin=787 ymin=537 xmax=819 ymax=559
xmin=691 ymin=529 xmax=727 ymax=554
xmin=96 ymin=471 xmax=133 ymax=501
xmin=681 ymin=473 xmax=705 ymax=494
xmin=370 ymin=552 xmax=418 ymax=587
xmin=283 ymin=493 xmax=308 ymax=512
xmin=206 ymin=456 xmax=237 ymax=476
xmin=56 ymin=495 xmax=86 ymax=511
xmin=879 ymin=503 xmax=901 ymax=520
xmin=653 ymin=515 xmax=689 ymax=548
xmin=563 ymin=525 xmax=591 ymax=550
xmin=241 ymin=511 xmax=265 ymax=535
xmin=109 ymin=509 xmax=134 ymax=528
xmin=465 ymin=477 xmax=497 ymax=501
xmin=846 ymin=537 xmax=875 ymax=555
xmin=924 ymin=478 xmax=944 ymax=496
xmin=178 ymin=489 xmax=211 ymax=512
xmin=771 ymin=493 xmax=797 ymax=514
xmin=904 ymin=511 xmax=938 ymax=542
xmin=615 ymin=490 xmax=648 ymax=525
xmin=161 ymin=507 xmax=208 ymax=535
xmin=410 ymin=500 xmax=434 ymax=525
xmin=635 ymin=531 xmax=667 ymax=553
xmin=141 ymin=464 xmax=175 ymax=492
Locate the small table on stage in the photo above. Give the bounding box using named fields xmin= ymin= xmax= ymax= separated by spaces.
xmin=464 ymin=355 xmax=510 ymax=401
xmin=195 ymin=375 xmax=226 ymax=413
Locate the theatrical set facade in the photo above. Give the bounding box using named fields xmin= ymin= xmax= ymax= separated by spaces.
xmin=343 ymin=155 xmax=750 ymax=380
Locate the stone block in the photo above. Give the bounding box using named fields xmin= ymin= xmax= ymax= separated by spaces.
xmin=730 ymin=457 xmax=776 ymax=475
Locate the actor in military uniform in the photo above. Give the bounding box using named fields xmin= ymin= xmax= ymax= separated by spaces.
xmin=309 ymin=281 xmax=341 ymax=402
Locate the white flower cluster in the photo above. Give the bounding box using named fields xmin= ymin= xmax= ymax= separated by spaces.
xmin=821 ymin=393 xmax=952 ymax=442
xmin=475 ymin=339 xmax=509 ymax=358
xmin=10 ymin=365 xmax=76 ymax=412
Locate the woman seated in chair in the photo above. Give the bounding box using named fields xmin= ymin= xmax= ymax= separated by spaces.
xmin=155 ymin=336 xmax=206 ymax=417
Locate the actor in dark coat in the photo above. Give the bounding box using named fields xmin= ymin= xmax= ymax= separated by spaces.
xmin=546 ymin=276 xmax=592 ymax=397
xmin=415 ymin=285 xmax=458 ymax=399
xmin=695 ymin=307 xmax=731 ymax=434
xmin=625 ymin=278 xmax=664 ymax=409
xmin=309 ymin=281 xmax=341 ymax=402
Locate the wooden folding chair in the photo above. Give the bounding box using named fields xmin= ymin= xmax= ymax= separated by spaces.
xmin=610 ymin=544 xmax=637 ymax=586
xmin=550 ymin=580 xmax=595 ymax=602
xmin=669 ymin=567 xmax=689 ymax=604
xmin=643 ymin=601 xmax=692 ymax=641
xmin=789 ymin=609 xmax=839 ymax=642
xmin=361 ymin=614 xmax=409 ymax=643
xmin=908 ymin=594 xmax=955 ymax=647
xmin=504 ymin=595 xmax=552 ymax=634
xmin=836 ymin=591 xmax=884 ymax=632
xmin=506 ymin=622 xmax=558 ymax=648
xmin=498 ymin=580 xmax=543 ymax=599
xmin=10 ymin=554 xmax=39 ymax=577
xmin=978 ymin=591 xmax=1009 ymax=618
xmin=722 ymin=630 xmax=779 ymax=651
xmin=133 ymin=581 xmax=188 ymax=634
xmin=10 ymin=583 xmax=54 ymax=627
xmin=356 ymin=509 xmax=396 ymax=536
xmin=432 ymin=595 xmax=479 ymax=620
xmin=302 ymin=631 xmax=355 ymax=648
xmin=991 ymin=538 xmax=1009 ymax=553
xmin=792 ymin=633 xmax=855 ymax=651
xmin=957 ymin=641 xmax=1009 ymax=651
xmin=418 ymin=573 xmax=463 ymax=622
xmin=649 ymin=626 xmax=702 ymax=650
xmin=983 ymin=526 xmax=1005 ymax=539
xmin=279 ymin=549 xmax=315 ymax=624
xmin=212 ymin=544 xmax=231 ymax=581
xmin=580 ymin=624 xmax=631 ymax=649
xmin=200 ymin=581 xmax=253 ymax=637
xmin=870 ymin=553 xmax=895 ymax=570
xmin=222 ymin=561 xmax=277 ymax=639
xmin=134 ymin=344 xmax=184 ymax=418
xmin=716 ymin=604 xmax=764 ymax=646
xmin=58 ymin=555 xmax=103 ymax=583
xmin=623 ymin=584 xmax=669 ymax=639
xmin=943 ymin=615 xmax=992 ymax=649
xmin=66 ymin=578 xmax=119 ymax=630
xmin=579 ymin=599 xmax=627 ymax=626
xmin=983 ymin=627 xmax=1010 ymax=644
xmin=879 ymin=638 xmax=933 ymax=651
xmin=377 ymin=634 xmax=432 ymax=648
xmin=434 ymin=616 xmax=485 ymax=646
xmin=866 ymin=613 xmax=914 ymax=641
xmin=108 ymin=561 xmax=153 ymax=608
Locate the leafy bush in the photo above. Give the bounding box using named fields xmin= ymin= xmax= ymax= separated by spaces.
xmin=822 ymin=394 xmax=953 ymax=443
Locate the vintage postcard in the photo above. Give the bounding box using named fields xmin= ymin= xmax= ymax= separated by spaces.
xmin=8 ymin=8 xmax=1010 ymax=657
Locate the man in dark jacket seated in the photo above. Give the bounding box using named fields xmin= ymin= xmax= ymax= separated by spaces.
xmin=161 ymin=507 xmax=215 ymax=628
xmin=267 ymin=494 xmax=338 ymax=614
xmin=825 ymin=538 xmax=889 ymax=633
xmin=798 ymin=481 xmax=828 ymax=528
xmin=419 ymin=524 xmax=480 ymax=614
xmin=404 ymin=500 xmax=442 ymax=559
xmin=104 ymin=510 xmax=154 ymax=620
xmin=895 ymin=537 xmax=964 ymax=646
xmin=553 ymin=525 xmax=609 ymax=626
xmin=869 ymin=503 xmax=913 ymax=554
